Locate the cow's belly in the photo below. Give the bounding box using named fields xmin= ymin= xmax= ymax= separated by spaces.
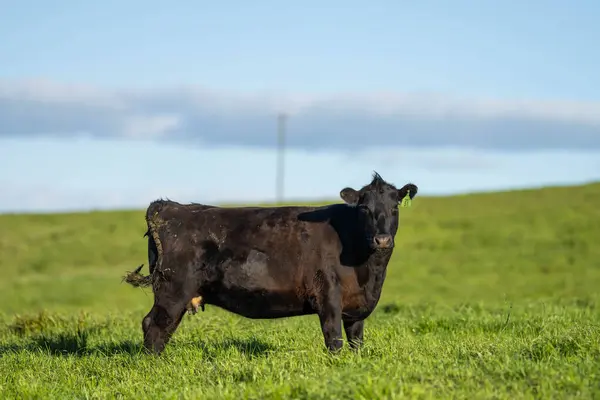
xmin=206 ymin=287 xmax=308 ymax=319
xmin=205 ymin=249 xmax=308 ymax=319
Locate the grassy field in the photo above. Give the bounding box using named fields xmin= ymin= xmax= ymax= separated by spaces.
xmin=1 ymin=183 xmax=599 ymax=399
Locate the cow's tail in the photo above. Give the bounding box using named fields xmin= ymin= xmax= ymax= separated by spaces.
xmin=122 ymin=199 xmax=168 ymax=289
xmin=122 ymin=264 xmax=153 ymax=288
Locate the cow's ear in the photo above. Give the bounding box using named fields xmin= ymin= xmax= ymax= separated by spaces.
xmin=340 ymin=187 xmax=359 ymax=205
xmin=397 ymin=183 xmax=418 ymax=203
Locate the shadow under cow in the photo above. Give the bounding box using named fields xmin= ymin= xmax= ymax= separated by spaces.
xmin=0 ymin=328 xmax=275 ymax=359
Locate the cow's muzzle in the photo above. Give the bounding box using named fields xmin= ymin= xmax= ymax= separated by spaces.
xmin=372 ymin=234 xmax=394 ymax=250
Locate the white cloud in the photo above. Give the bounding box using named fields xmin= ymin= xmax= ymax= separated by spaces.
xmin=1 ymin=79 xmax=599 ymax=151
xmin=121 ymin=114 xmax=181 ymax=138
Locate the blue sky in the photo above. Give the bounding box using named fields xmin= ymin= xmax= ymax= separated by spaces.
xmin=1 ymin=1 xmax=599 ymax=212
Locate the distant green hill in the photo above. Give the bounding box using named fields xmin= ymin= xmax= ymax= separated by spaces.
xmin=1 ymin=182 xmax=598 ymax=315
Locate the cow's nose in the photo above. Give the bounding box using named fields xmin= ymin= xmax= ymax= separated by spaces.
xmin=373 ymin=234 xmax=393 ymax=248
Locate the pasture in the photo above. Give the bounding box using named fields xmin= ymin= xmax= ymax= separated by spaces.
xmin=1 ymin=183 xmax=599 ymax=399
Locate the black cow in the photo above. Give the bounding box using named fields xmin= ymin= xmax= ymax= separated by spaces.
xmin=124 ymin=172 xmax=418 ymax=354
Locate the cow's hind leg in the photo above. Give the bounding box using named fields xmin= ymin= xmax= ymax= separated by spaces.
xmin=142 ymin=282 xmax=192 ymax=355
xmin=343 ymin=319 xmax=364 ymax=350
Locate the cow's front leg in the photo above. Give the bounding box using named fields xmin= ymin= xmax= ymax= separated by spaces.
xmin=343 ymin=319 xmax=364 ymax=351
xmin=318 ymin=286 xmax=343 ymax=353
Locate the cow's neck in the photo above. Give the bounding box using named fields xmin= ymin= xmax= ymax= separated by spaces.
xmin=353 ymin=222 xmax=394 ymax=310
xmin=343 ymin=247 xmax=391 ymax=317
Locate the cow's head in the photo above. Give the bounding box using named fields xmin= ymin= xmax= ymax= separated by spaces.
xmin=340 ymin=172 xmax=418 ymax=251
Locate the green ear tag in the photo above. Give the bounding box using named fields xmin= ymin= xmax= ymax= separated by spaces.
xmin=400 ymin=190 xmax=412 ymax=208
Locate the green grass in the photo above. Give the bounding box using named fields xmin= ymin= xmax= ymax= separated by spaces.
xmin=1 ymin=183 xmax=599 ymax=399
